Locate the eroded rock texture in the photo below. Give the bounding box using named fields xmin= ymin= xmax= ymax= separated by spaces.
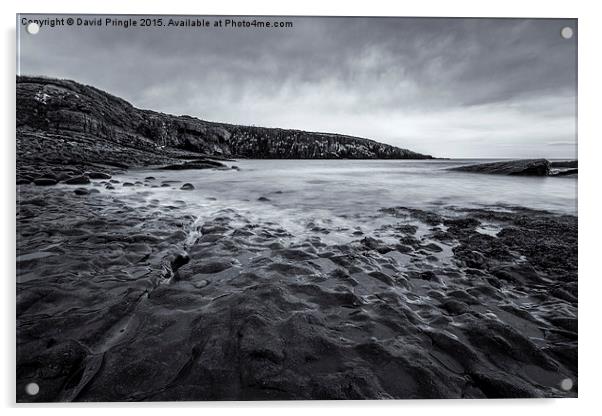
xmin=16 ymin=182 xmax=577 ymax=401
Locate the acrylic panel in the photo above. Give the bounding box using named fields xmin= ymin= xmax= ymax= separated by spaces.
xmin=16 ymin=15 xmax=577 ymax=402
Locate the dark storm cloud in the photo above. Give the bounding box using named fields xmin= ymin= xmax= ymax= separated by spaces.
xmin=18 ymin=15 xmax=577 ymax=158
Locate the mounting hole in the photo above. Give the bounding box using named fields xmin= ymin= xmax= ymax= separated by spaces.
xmin=26 ymin=22 xmax=40 ymax=35
xmin=25 ymin=382 xmax=39 ymax=396
xmin=560 ymin=378 xmax=573 ymax=391
xmin=560 ymin=26 xmax=574 ymax=40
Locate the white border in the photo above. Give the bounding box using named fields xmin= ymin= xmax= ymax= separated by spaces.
xmin=2 ymin=0 xmax=600 ymax=414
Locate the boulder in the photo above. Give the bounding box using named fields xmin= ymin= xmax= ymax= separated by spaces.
xmin=33 ymin=178 xmax=57 ymax=186
xmin=450 ymin=159 xmax=551 ymax=176
xmin=86 ymin=171 xmax=111 ymax=179
xmin=64 ymin=175 xmax=91 ymax=185
xmin=159 ymin=159 xmax=226 ymax=170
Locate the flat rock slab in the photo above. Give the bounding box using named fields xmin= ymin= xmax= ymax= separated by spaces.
xmin=158 ymin=159 xmax=226 ymax=170
xmin=450 ymin=159 xmax=551 ymax=176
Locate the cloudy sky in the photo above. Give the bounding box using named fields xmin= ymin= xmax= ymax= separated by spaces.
xmin=18 ymin=15 xmax=577 ymax=158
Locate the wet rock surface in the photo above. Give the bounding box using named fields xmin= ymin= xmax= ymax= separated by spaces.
xmin=160 ymin=160 xmax=228 ymax=170
xmin=16 ymin=181 xmax=577 ymax=401
xmin=180 ymin=183 xmax=195 ymax=191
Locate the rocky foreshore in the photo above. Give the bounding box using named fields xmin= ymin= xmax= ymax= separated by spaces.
xmin=17 ymin=175 xmax=577 ymax=400
xmin=16 ymin=127 xmax=239 ymax=188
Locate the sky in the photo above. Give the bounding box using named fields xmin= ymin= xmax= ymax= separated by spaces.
xmin=18 ymin=15 xmax=577 ymax=158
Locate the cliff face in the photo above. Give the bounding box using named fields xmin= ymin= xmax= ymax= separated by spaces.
xmin=17 ymin=76 xmax=431 ymax=162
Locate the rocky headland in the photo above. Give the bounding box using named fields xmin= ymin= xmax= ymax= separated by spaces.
xmin=17 ymin=75 xmax=431 ymax=187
